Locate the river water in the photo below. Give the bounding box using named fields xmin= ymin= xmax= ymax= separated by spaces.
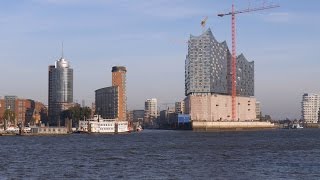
xmin=1 ymin=129 xmax=320 ymax=179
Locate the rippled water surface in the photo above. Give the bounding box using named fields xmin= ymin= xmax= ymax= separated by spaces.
xmin=1 ymin=129 xmax=320 ymax=179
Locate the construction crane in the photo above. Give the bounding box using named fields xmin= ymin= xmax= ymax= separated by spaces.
xmin=200 ymin=16 xmax=208 ymax=32
xmin=218 ymin=3 xmax=279 ymax=121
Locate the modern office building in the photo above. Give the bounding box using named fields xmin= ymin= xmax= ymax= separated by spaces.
xmin=301 ymin=93 xmax=320 ymax=123
xmin=48 ymin=56 xmax=73 ymax=126
xmin=112 ymin=66 xmax=127 ymax=121
xmin=95 ymin=86 xmax=118 ymax=119
xmin=184 ymin=28 xmax=256 ymax=121
xmin=95 ymin=66 xmax=127 ymax=120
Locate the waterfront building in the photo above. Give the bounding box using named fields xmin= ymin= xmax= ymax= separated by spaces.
xmin=5 ymin=96 xmax=17 ymax=111
xmin=48 ymin=55 xmax=73 ymax=126
xmin=236 ymin=54 xmax=254 ymax=96
xmin=301 ymin=93 xmax=320 ymax=123
xmin=185 ymin=29 xmax=229 ymax=95
xmin=0 ymin=96 xmax=47 ymax=126
xmin=184 ymin=28 xmax=256 ymax=121
xmin=185 ymin=28 xmax=254 ymax=97
xmin=255 ymin=101 xmax=262 ymax=120
xmin=95 ymin=86 xmax=118 ymax=119
xmin=184 ymin=94 xmax=256 ymax=121
xmin=112 ymin=66 xmax=127 ymax=121
xmin=175 ymin=101 xmax=185 ymax=114
xmin=0 ymin=99 xmax=4 ymax=122
xmin=95 ymin=66 xmax=127 ymax=121
xmin=132 ymin=110 xmax=144 ymax=123
xmin=144 ymin=98 xmax=158 ymax=126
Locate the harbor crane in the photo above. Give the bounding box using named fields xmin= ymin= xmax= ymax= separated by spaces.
xmin=200 ymin=16 xmax=208 ymax=32
xmin=217 ymin=3 xmax=279 ymax=121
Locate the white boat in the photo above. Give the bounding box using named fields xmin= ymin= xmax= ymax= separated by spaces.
xmin=291 ymin=123 xmax=303 ymax=129
xmin=6 ymin=126 xmax=20 ymax=133
xmin=78 ymin=115 xmax=129 ymax=133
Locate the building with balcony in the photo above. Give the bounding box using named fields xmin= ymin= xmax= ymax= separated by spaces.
xmin=302 ymin=93 xmax=320 ymax=123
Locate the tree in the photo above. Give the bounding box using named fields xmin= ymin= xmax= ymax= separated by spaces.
xmin=60 ymin=106 xmax=92 ymax=127
xmin=2 ymin=109 xmax=15 ymax=125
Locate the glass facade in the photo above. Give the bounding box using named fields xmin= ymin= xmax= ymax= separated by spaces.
xmin=48 ymin=58 xmax=73 ymax=125
xmin=95 ymin=86 xmax=119 ymax=119
xmin=185 ymin=28 xmax=254 ymax=97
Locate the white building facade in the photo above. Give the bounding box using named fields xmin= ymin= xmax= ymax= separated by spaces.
xmin=144 ymin=98 xmax=158 ymax=126
xmin=175 ymin=101 xmax=185 ymax=114
xmin=144 ymin=98 xmax=158 ymax=118
xmin=302 ymin=93 xmax=320 ymax=123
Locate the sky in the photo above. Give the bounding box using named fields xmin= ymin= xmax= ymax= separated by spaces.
xmin=0 ymin=0 xmax=319 ymax=120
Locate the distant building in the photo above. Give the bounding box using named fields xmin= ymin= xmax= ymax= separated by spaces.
xmin=48 ymin=54 xmax=73 ymax=126
xmin=112 ymin=66 xmax=127 ymax=121
xmin=95 ymin=66 xmax=127 ymax=121
xmin=133 ymin=110 xmax=144 ymax=123
xmin=301 ymin=93 xmax=320 ymax=123
xmin=159 ymin=109 xmax=176 ymax=125
xmin=175 ymin=101 xmax=185 ymax=114
xmin=95 ymin=86 xmax=118 ymax=119
xmin=255 ymin=101 xmax=261 ymax=120
xmin=91 ymin=103 xmax=96 ymax=117
xmin=144 ymin=98 xmax=158 ymax=126
xmin=0 ymin=96 xmax=47 ymax=126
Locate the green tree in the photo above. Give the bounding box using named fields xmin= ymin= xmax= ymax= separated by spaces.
xmin=60 ymin=106 xmax=92 ymax=127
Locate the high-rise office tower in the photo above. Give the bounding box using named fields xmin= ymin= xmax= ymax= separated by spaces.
xmin=302 ymin=93 xmax=320 ymax=123
xmin=112 ymin=66 xmax=127 ymax=121
xmin=48 ymin=55 xmax=73 ymax=125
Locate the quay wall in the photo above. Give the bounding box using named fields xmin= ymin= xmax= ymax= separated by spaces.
xmin=192 ymin=121 xmax=275 ymax=131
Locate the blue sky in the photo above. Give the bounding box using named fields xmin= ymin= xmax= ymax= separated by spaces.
xmin=0 ymin=0 xmax=319 ymax=120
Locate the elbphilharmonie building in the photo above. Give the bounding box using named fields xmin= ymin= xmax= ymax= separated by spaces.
xmin=184 ymin=28 xmax=256 ymax=122
xmin=185 ymin=28 xmax=254 ymax=97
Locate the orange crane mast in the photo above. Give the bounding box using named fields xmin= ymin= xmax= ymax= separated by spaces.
xmin=218 ymin=3 xmax=279 ymax=121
